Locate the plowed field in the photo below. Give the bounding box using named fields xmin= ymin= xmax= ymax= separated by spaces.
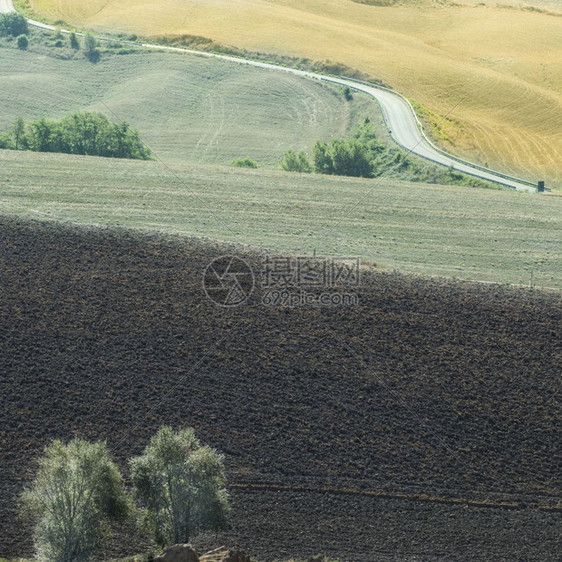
xmin=1 ymin=217 xmax=560 ymax=560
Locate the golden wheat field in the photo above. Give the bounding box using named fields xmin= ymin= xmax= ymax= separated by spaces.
xmin=26 ymin=0 xmax=562 ymax=186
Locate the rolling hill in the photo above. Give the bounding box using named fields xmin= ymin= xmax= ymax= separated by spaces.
xmin=20 ymin=0 xmax=562 ymax=187
xmin=0 ymin=39 xmax=378 ymax=167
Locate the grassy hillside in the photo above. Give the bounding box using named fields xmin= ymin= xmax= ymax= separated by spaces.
xmin=1 ymin=218 xmax=560 ymax=559
xmin=1 ymin=149 xmax=561 ymax=288
xmin=0 ymin=38 xmax=379 ymax=167
xmin=22 ymin=0 xmax=562 ymax=187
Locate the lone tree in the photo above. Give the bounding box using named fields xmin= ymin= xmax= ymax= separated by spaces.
xmin=84 ymin=33 xmax=100 ymax=62
xmin=17 ymin=34 xmax=28 ymax=50
xmin=130 ymin=426 xmax=229 ymax=547
xmin=21 ymin=438 xmax=130 ymax=562
xmin=13 ymin=117 xmax=26 ymax=149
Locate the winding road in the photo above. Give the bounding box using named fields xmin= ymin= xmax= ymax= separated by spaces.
xmin=0 ymin=0 xmax=541 ymax=191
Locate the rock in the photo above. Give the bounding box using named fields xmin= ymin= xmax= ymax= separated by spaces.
xmin=154 ymin=543 xmax=200 ymax=562
xmin=200 ymin=547 xmax=251 ymax=562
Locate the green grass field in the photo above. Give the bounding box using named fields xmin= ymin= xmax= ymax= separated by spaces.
xmin=0 ymin=36 xmax=380 ymax=167
xmin=1 ymin=149 xmax=560 ymax=288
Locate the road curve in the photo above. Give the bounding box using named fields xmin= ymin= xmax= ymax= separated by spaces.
xmin=0 ymin=0 xmax=541 ymax=191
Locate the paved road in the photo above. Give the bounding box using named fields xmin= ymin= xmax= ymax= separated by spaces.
xmin=0 ymin=0 xmax=540 ymax=190
xmin=0 ymin=0 xmax=14 ymax=14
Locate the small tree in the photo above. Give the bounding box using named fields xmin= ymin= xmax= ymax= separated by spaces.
xmin=84 ymin=33 xmax=100 ymax=62
xmin=130 ymin=426 xmax=229 ymax=547
xmin=343 ymin=86 xmax=353 ymax=101
xmin=313 ymin=141 xmax=334 ymax=175
xmin=20 ymin=438 xmax=130 ymax=562
xmin=0 ymin=13 xmax=28 ymax=37
xmin=13 ymin=117 xmax=26 ymax=149
xmin=69 ymin=32 xmax=80 ymax=50
xmin=17 ymin=34 xmax=28 ymax=50
xmin=0 ymin=131 xmax=14 ymax=149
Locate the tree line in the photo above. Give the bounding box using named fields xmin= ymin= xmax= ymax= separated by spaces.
xmin=0 ymin=112 xmax=152 ymax=160
xmin=21 ymin=426 xmax=229 ymax=561
xmin=280 ymin=118 xmax=491 ymax=187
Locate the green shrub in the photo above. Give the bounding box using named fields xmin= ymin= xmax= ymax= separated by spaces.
xmin=231 ymin=157 xmax=258 ymax=168
xmin=282 ymin=118 xmax=494 ymax=187
xmin=1 ymin=112 xmax=152 ymax=160
xmin=69 ymin=31 xmax=80 ymax=50
xmin=84 ymin=33 xmax=100 ymax=62
xmin=280 ymin=149 xmax=313 ymax=173
xmin=343 ymin=86 xmax=353 ymax=101
xmin=0 ymin=131 xmax=14 ymax=149
xmin=16 ymin=34 xmax=28 ymax=50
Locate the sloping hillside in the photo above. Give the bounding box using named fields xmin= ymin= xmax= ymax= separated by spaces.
xmin=1 ymin=217 xmax=560 ymax=560
xmin=2 ymin=149 xmax=562 ymax=288
xmin=23 ymin=0 xmax=562 ymax=186
xmin=0 ymin=41 xmax=377 ymax=166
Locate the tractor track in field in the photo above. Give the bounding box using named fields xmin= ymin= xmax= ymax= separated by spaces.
xmin=228 ymin=480 xmax=562 ymax=512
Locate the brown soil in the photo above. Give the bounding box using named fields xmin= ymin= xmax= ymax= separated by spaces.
xmin=1 ymin=217 xmax=560 ymax=561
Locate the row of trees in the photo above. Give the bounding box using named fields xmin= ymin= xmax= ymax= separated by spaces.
xmin=280 ymin=118 xmax=487 ymax=186
xmin=21 ymin=427 xmax=229 ymax=562
xmin=280 ymin=119 xmax=389 ymax=178
xmin=1 ymin=12 xmax=101 ymax=61
xmin=0 ymin=112 xmax=152 ymax=160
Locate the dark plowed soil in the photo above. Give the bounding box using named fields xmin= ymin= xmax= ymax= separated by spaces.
xmin=1 ymin=217 xmax=560 ymax=561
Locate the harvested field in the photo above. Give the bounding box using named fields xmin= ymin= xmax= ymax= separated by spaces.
xmin=24 ymin=0 xmax=562 ymax=186
xmin=1 ymin=217 xmax=561 ymax=560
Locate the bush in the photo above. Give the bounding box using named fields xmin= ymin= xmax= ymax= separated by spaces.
xmin=0 ymin=131 xmax=14 ymax=149
xmin=13 ymin=117 xmax=26 ymax=149
xmin=20 ymin=438 xmax=130 ymax=562
xmin=69 ymin=32 xmax=80 ymax=50
xmin=84 ymin=33 xmax=100 ymax=62
xmin=231 ymin=157 xmax=258 ymax=168
xmin=343 ymin=86 xmax=353 ymax=101
xmin=280 ymin=149 xmax=312 ymax=173
xmin=281 ymin=118 xmax=493 ymax=187
xmin=0 ymin=13 xmax=28 ymax=37
xmin=16 ymin=34 xmax=28 ymax=50
xmin=130 ymin=426 xmax=229 ymax=547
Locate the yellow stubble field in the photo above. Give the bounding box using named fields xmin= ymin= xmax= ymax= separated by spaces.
xmin=27 ymin=0 xmax=562 ymax=186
